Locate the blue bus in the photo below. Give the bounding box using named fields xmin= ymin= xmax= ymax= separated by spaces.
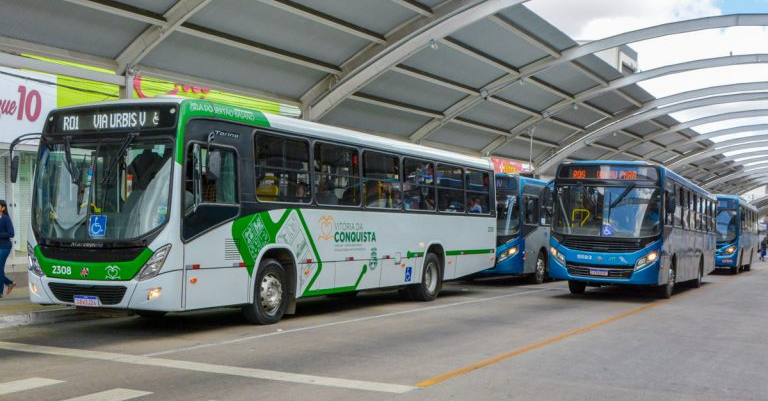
xmin=482 ymin=175 xmax=552 ymax=283
xmin=715 ymin=195 xmax=758 ymax=274
xmin=549 ymin=161 xmax=716 ymax=298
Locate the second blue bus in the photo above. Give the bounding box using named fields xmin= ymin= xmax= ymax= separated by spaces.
xmin=715 ymin=195 xmax=758 ymax=274
xmin=482 ymin=174 xmax=552 ymax=284
xmin=548 ymin=161 xmax=716 ymax=298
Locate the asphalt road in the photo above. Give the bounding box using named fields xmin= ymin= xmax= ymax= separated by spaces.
xmin=1 ymin=261 xmax=766 ymax=401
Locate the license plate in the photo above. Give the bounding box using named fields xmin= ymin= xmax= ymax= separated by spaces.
xmin=588 ymin=269 xmax=609 ymax=277
xmin=73 ymin=295 xmax=100 ymax=307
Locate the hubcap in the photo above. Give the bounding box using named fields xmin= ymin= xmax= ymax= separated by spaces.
xmin=425 ymin=262 xmax=438 ymax=293
xmin=259 ymin=273 xmax=283 ymax=316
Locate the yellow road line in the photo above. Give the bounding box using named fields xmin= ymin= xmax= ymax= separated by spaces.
xmin=416 ymin=286 xmax=705 ymax=387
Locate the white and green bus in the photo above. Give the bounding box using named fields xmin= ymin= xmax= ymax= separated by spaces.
xmin=14 ymin=98 xmax=497 ymax=324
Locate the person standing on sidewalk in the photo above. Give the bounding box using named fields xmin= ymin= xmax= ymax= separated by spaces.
xmin=0 ymin=200 xmax=15 ymax=298
xmin=760 ymin=236 xmax=768 ymax=262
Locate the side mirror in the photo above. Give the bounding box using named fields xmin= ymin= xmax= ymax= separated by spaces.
xmin=206 ymin=150 xmax=221 ymax=182
xmin=10 ymin=155 xmax=19 ymax=183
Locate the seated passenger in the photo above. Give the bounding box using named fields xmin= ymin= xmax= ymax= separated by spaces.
xmin=316 ymin=178 xmax=338 ymax=205
xmin=468 ymin=197 xmax=483 ymax=213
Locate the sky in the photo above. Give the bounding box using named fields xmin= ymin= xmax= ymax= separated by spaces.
xmin=527 ymin=0 xmax=768 ymax=196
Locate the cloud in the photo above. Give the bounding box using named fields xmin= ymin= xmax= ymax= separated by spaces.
xmin=527 ymin=0 xmax=721 ymax=39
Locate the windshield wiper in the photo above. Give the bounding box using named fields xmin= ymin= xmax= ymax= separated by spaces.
xmin=608 ymin=183 xmax=636 ymax=209
xmin=577 ymin=181 xmax=597 ymax=208
xmin=63 ymin=136 xmax=82 ymax=186
xmin=100 ymin=132 xmax=139 ymax=186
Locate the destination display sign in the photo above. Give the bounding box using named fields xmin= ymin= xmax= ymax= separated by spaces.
xmin=49 ymin=105 xmax=177 ymax=133
xmin=558 ymin=165 xmax=658 ymax=181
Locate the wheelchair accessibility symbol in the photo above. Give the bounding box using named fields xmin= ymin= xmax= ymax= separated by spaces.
xmin=89 ymin=215 xmax=107 ymax=238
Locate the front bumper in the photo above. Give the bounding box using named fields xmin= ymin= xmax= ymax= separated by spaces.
xmin=548 ymin=256 xmax=660 ymax=286
xmin=28 ymin=269 xmax=183 ymax=311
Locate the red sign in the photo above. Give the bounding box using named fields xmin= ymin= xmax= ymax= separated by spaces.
xmin=491 ymin=157 xmax=528 ymax=174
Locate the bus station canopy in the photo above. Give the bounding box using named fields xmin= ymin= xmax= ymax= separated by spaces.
xmin=2 ymin=0 xmax=768 ymax=199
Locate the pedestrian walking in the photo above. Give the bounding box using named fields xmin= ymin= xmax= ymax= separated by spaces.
xmin=760 ymin=236 xmax=768 ymax=262
xmin=0 ymin=200 xmax=15 ymax=298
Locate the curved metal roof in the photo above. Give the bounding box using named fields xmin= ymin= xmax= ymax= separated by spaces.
xmin=1 ymin=0 xmax=768 ymax=208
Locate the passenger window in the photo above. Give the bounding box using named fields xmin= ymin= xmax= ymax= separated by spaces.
xmin=466 ymin=169 xmax=490 ymax=214
xmin=674 ymin=185 xmax=682 ymax=228
xmin=523 ymin=195 xmax=539 ymax=225
xmin=363 ymin=151 xmax=400 ymax=209
xmin=437 ymin=164 xmax=464 ymax=213
xmin=314 ymin=143 xmax=360 ymax=206
xmin=541 ymin=186 xmax=553 ymax=225
xmin=254 ymin=134 xmax=310 ymax=203
xmin=403 ymin=158 xmax=435 ymax=211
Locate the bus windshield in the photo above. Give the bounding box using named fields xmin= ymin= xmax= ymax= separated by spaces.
xmin=496 ymin=190 xmax=521 ymax=237
xmin=33 ymin=137 xmax=173 ymax=242
xmin=716 ymin=209 xmax=737 ymax=244
xmin=553 ymin=184 xmax=661 ymax=238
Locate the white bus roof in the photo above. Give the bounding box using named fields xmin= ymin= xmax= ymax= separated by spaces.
xmin=53 ymin=98 xmax=493 ymax=171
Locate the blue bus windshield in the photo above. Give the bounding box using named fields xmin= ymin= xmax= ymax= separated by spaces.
xmin=553 ymin=184 xmax=660 ymax=238
xmin=716 ymin=209 xmax=737 ymax=244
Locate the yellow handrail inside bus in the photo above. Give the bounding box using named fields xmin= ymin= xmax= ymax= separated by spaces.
xmin=571 ymin=208 xmax=590 ymax=227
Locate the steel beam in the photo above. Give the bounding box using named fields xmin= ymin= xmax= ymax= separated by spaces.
xmin=536 ymin=84 xmax=768 ymax=173
xmin=304 ymin=0 xmax=530 ymax=121
xmin=116 ymin=0 xmax=213 ymax=74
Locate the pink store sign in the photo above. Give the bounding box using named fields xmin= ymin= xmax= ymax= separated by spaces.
xmin=0 ymin=67 xmax=57 ymax=143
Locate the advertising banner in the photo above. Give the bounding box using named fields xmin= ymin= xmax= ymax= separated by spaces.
xmin=491 ymin=156 xmax=531 ymax=174
xmin=0 ymin=67 xmax=57 ymax=143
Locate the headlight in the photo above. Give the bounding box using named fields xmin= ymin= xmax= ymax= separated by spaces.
xmin=497 ymin=246 xmax=518 ymax=262
xmin=635 ymin=250 xmax=659 ymax=270
xmin=722 ymin=245 xmax=737 ymax=256
xmin=27 ymin=248 xmax=44 ymax=277
xmin=550 ymin=246 xmax=565 ymax=264
xmin=136 ymin=244 xmax=171 ymax=281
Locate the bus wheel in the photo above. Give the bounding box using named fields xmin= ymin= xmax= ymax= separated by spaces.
xmin=134 ymin=310 xmax=167 ymax=319
xmin=243 ymin=259 xmax=288 ymax=325
xmin=528 ymin=253 xmax=547 ymax=284
xmin=690 ymin=259 xmax=703 ymax=288
xmin=730 ymin=265 xmax=739 ymax=275
xmin=407 ymin=253 xmax=442 ymax=302
xmin=657 ymin=266 xmax=675 ymax=299
xmin=568 ymin=280 xmax=586 ymax=295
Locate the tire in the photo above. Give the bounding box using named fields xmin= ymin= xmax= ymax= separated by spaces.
xmin=528 ymin=252 xmax=547 ymax=284
xmin=730 ymin=265 xmax=739 ymax=275
xmin=690 ymin=259 xmax=703 ymax=288
xmin=134 ymin=310 xmax=167 ymax=319
xmin=568 ymin=280 xmax=586 ymax=295
xmin=407 ymin=253 xmax=442 ymax=302
xmin=744 ymin=251 xmax=752 ymax=271
xmin=656 ymin=265 xmax=675 ymax=299
xmin=243 ymin=259 xmax=288 ymax=325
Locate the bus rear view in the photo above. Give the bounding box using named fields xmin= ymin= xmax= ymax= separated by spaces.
xmin=548 ymin=161 xmax=715 ymax=298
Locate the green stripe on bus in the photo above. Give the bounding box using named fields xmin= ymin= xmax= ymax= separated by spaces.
xmin=302 ymin=264 xmax=368 ymax=297
xmin=35 ymin=246 xmax=154 ymax=281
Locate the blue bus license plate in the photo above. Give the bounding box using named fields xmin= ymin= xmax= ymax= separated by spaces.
xmin=588 ymin=269 xmax=608 ymax=276
xmin=73 ymin=295 xmax=100 ymax=307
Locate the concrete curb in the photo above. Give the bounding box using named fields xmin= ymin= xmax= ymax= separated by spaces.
xmin=0 ymin=307 xmax=127 ymax=330
xmin=0 ymin=307 xmax=84 ymax=329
